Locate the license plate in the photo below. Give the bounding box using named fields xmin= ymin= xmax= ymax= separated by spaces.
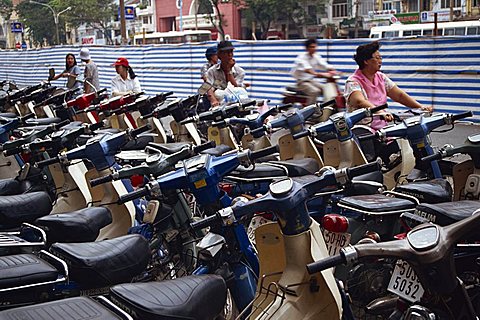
xmin=387 ymin=260 xmax=424 ymax=303
xmin=322 ymin=229 xmax=351 ymax=256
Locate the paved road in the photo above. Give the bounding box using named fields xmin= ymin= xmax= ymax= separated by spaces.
xmin=430 ymin=121 xmax=480 ymax=148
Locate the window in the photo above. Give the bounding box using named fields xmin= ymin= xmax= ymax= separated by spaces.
xmin=307 ymin=5 xmax=317 ymax=23
xmin=440 ymin=0 xmax=461 ymax=8
xmin=407 ymin=0 xmax=419 ymax=12
xmin=143 ymin=17 xmax=149 ymax=24
xmin=332 ymin=0 xmax=348 ymax=17
xmin=423 ymin=29 xmax=433 ymax=35
xmin=444 ymin=28 xmax=455 ymax=35
xmin=454 ymin=27 xmax=465 ymax=35
xmin=467 ymin=26 xmax=479 ymax=35
xmin=197 ymin=0 xmax=214 ymax=14
xmin=403 ymin=30 xmax=421 ymax=36
xmin=404 ymin=30 xmax=412 ymax=36
xmin=383 ymin=1 xmax=393 ymax=10
xmin=371 ymin=33 xmax=380 ymax=38
xmin=422 ymin=0 xmax=431 ymax=11
xmin=474 ymin=0 xmax=479 ymax=6
xmin=412 ymin=29 xmax=421 ymax=35
xmin=383 ymin=31 xmax=399 ymax=37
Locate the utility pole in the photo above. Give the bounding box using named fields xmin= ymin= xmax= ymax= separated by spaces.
xmin=120 ymin=0 xmax=127 ymax=44
xmin=354 ymin=0 xmax=360 ymax=38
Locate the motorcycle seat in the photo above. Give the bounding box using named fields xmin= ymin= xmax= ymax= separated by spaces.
xmin=110 ymin=275 xmax=227 ymax=320
xmin=394 ymin=178 xmax=452 ymax=204
xmin=339 ymin=194 xmax=416 ymax=215
xmin=0 ymin=178 xmax=22 ymax=196
xmin=122 ymin=135 xmax=154 ymax=151
xmin=148 ymin=142 xmax=191 ymax=154
xmin=0 ymin=253 xmax=58 ymax=289
xmin=0 ymin=296 xmax=122 ymax=320
xmin=229 ymin=163 xmax=288 ymax=179
xmin=0 ymin=113 xmax=17 ymax=118
xmin=35 ymin=207 xmax=112 ymax=244
xmin=269 ymin=158 xmax=320 ymax=177
xmin=415 ymin=200 xmax=480 ymax=225
xmin=25 ymin=117 xmax=62 ymax=126
xmin=49 ymin=234 xmax=149 ymax=287
xmin=0 ymin=191 xmax=52 ymax=229
xmin=201 ymin=144 xmax=233 ymax=156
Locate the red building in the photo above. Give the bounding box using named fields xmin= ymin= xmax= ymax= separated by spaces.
xmin=155 ymin=0 xmax=243 ymax=40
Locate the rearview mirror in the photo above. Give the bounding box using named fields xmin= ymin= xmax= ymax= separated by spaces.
xmin=48 ymin=68 xmax=55 ymax=81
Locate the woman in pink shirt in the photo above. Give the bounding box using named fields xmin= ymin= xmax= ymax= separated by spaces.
xmin=344 ymin=41 xmax=433 ymax=130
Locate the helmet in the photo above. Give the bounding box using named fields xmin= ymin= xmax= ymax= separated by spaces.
xmin=205 ymin=46 xmax=217 ymax=59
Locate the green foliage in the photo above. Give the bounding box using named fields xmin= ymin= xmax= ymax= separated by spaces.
xmin=0 ymin=0 xmax=13 ymax=20
xmin=16 ymin=1 xmax=56 ymax=46
xmin=197 ymin=0 xmax=226 ymax=39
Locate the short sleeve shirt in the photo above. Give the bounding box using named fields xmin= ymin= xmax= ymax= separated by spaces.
xmin=84 ymin=61 xmax=99 ymax=93
xmin=65 ymin=65 xmax=82 ymax=90
xmin=205 ymin=64 xmax=245 ymax=90
xmin=201 ymin=62 xmax=214 ymax=79
xmin=344 ymin=70 xmax=395 ymax=111
xmin=291 ymin=52 xmax=333 ymax=81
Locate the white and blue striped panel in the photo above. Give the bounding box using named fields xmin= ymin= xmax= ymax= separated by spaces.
xmin=0 ymin=37 xmax=478 ymax=121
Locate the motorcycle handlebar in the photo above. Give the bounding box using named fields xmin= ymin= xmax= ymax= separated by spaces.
xmin=292 ymin=130 xmax=310 ymax=140
xmin=346 ymin=161 xmax=381 ymax=180
xmin=88 ymin=121 xmax=105 ymax=132
xmin=370 ymin=104 xmax=389 ymax=114
xmin=306 ymin=253 xmax=346 ymax=274
xmin=250 ymin=145 xmax=279 ymax=161
xmin=190 ymin=213 xmax=221 ymax=231
xmin=20 ymin=113 xmax=36 ymax=123
xmin=90 ymin=174 xmax=113 ymax=187
xmin=193 ymin=140 xmax=216 ymax=154
xmin=53 ymin=120 xmax=70 ymax=130
xmin=117 ymin=187 xmax=149 ymax=204
xmin=36 ymin=156 xmax=60 ymax=167
xmin=130 ymin=124 xmax=151 ymax=138
xmin=421 ymin=152 xmax=443 ymax=163
xmin=451 ymin=111 xmax=473 ymax=122
xmin=3 ymin=147 xmax=22 ymax=156
xmin=357 ymin=132 xmax=377 ymax=141
xmin=250 ymin=126 xmax=266 ymax=136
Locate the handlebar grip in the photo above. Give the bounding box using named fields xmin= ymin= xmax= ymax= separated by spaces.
xmin=241 ymin=100 xmax=257 ymax=108
xmin=88 ymin=121 xmax=105 ymax=132
xmin=90 ymin=175 xmax=114 ymax=187
xmin=357 ymin=133 xmax=377 ymax=141
xmin=193 ymin=140 xmax=216 ymax=154
xmin=20 ymin=113 xmax=36 ymax=123
xmin=53 ymin=120 xmax=70 ymax=130
xmin=370 ymin=104 xmax=388 ymax=114
xmin=306 ymin=254 xmax=346 ymax=274
xmin=277 ymin=103 xmax=292 ymax=111
xmin=346 ymin=161 xmax=382 ymax=180
xmin=421 ymin=152 xmax=443 ymax=163
xmin=318 ymin=98 xmax=336 ymax=109
xmin=292 ymin=130 xmax=310 ymax=140
xmin=97 ymin=88 xmax=107 ymax=95
xmin=117 ymin=187 xmax=150 ymax=204
xmin=179 ymin=117 xmax=195 ymax=125
xmin=130 ymin=124 xmax=151 ymax=138
xmin=190 ymin=213 xmax=221 ymax=231
xmin=3 ymin=147 xmax=22 ymax=157
xmin=250 ymin=145 xmax=279 ymax=161
xmin=451 ymin=111 xmax=473 ymax=122
xmin=250 ymin=126 xmax=266 ymax=136
xmin=36 ymin=156 xmax=60 ymax=167
xmin=211 ymin=120 xmax=226 ymax=127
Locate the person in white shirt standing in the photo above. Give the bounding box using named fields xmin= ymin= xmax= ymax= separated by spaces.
xmin=291 ymin=38 xmax=337 ymax=105
xmin=111 ymin=57 xmax=142 ymax=97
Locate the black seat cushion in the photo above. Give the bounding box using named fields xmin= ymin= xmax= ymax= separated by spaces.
xmin=25 ymin=117 xmax=62 ymax=126
xmin=394 ymin=179 xmax=452 ymax=204
xmin=35 ymin=207 xmax=112 ymax=244
xmin=148 ymin=142 xmax=191 ymax=155
xmin=415 ymin=200 xmax=480 ymax=226
xmin=49 ymin=234 xmax=149 ymax=287
xmin=269 ymin=158 xmax=320 ymax=177
xmin=346 ymin=170 xmax=384 ymax=196
xmin=0 ymin=296 xmax=122 ymax=320
xmin=0 ymin=113 xmax=17 ymax=118
xmin=0 ymin=192 xmax=52 ymax=229
xmin=110 ymin=275 xmax=227 ymax=320
xmin=200 ymin=144 xmax=232 ymax=156
xmin=0 ymin=254 xmax=58 ymax=289
xmin=230 ymin=163 xmax=287 ymax=179
xmin=339 ymin=194 xmax=416 ymax=214
xmin=122 ymin=135 xmax=154 ymax=151
xmin=0 ymin=179 xmax=21 ymax=196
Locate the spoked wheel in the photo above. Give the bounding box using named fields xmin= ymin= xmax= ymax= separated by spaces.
xmin=217 ymin=289 xmax=239 ymax=320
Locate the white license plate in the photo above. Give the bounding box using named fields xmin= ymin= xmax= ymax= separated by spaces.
xmin=387 ymin=260 xmax=424 ymax=303
xmin=322 ymin=229 xmax=351 ymax=256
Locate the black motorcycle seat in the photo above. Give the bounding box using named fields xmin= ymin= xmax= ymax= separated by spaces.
xmin=347 ymin=170 xmax=384 ymax=196
xmin=339 ymin=194 xmax=416 ymax=214
xmin=269 ymin=158 xmax=320 ymax=177
xmin=0 ymin=178 xmax=21 ymax=196
xmin=394 ymin=179 xmax=452 ymax=204
xmin=25 ymin=117 xmax=62 ymax=126
xmin=415 ymin=200 xmax=480 ymax=225
xmin=122 ymin=135 xmax=154 ymax=151
xmin=0 ymin=253 xmax=58 ymax=289
xmin=0 ymin=191 xmax=52 ymax=229
xmin=110 ymin=275 xmax=227 ymax=320
xmin=229 ymin=163 xmax=287 ymax=179
xmin=200 ymin=144 xmax=232 ymax=156
xmin=49 ymin=234 xmax=149 ymax=287
xmin=148 ymin=142 xmax=190 ymax=154
xmin=0 ymin=296 xmax=122 ymax=320
xmin=35 ymin=207 xmax=112 ymax=244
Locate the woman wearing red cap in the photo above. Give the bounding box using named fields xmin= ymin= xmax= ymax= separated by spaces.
xmin=111 ymin=57 xmax=142 ymax=97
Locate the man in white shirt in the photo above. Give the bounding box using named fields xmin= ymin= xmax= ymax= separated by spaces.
xmin=291 ymin=38 xmax=337 ymax=105
xmin=111 ymin=57 xmax=142 ymax=97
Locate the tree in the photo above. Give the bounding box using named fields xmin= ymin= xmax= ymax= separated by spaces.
xmin=197 ymin=0 xmax=227 ymax=40
xmin=59 ymin=0 xmax=117 ymax=45
xmin=0 ymin=0 xmax=13 ymax=20
xmin=16 ymin=1 xmax=57 ymax=46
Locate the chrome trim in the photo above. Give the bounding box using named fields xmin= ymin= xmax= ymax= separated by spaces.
xmin=342 ymin=245 xmax=358 ymax=264
xmin=96 ymin=296 xmax=134 ymax=320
